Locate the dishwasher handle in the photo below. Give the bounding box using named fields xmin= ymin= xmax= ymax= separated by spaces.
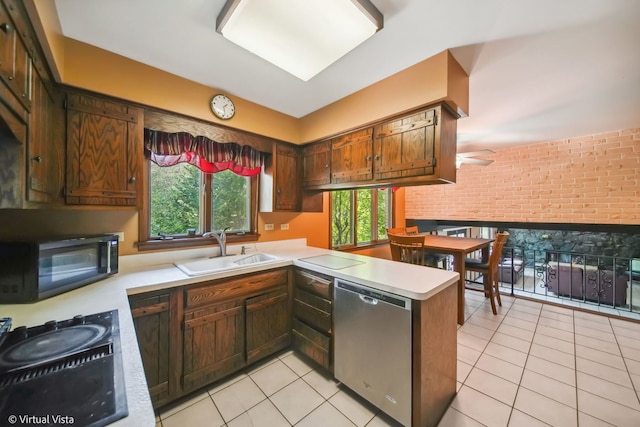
xmin=335 ymin=279 xmax=411 ymax=310
xmin=359 ymin=295 xmax=378 ymax=305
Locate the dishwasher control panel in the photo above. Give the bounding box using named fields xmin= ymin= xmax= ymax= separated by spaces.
xmin=335 ymin=280 xmax=411 ymax=309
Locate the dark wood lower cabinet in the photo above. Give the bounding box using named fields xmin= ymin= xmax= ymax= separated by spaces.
xmin=292 ymin=269 xmax=334 ymax=371
xmin=246 ymin=285 xmax=291 ymax=364
xmin=182 ymin=298 xmax=245 ymax=393
xmin=130 ymin=267 xmax=294 ymax=408
xmin=128 ymin=291 xmax=172 ymax=409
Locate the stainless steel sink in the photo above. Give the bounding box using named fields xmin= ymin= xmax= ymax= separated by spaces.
xmin=175 ymin=253 xmax=280 ymax=276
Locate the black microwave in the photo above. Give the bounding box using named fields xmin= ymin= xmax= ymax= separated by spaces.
xmin=0 ymin=234 xmax=119 ymax=303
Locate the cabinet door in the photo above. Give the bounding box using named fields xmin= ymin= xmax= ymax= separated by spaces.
xmin=182 ymin=298 xmax=245 ymax=392
xmin=331 ymin=128 xmax=373 ymax=184
xmin=274 ymin=144 xmax=300 ymax=210
xmin=0 ymin=0 xmax=32 ymax=110
xmin=374 ymin=108 xmax=437 ymax=180
xmin=27 ymin=66 xmax=59 ymax=203
xmin=246 ymin=285 xmax=290 ymax=364
xmin=65 ymin=92 xmax=142 ymax=206
xmin=129 ymin=292 xmax=172 ymax=408
xmin=302 ymin=140 xmax=330 ymax=188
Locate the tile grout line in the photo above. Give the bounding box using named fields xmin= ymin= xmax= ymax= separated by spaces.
xmin=506 ymin=300 xmax=545 ymax=427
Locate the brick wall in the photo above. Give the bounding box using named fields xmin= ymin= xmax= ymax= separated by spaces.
xmin=405 ymin=128 xmax=640 ymax=224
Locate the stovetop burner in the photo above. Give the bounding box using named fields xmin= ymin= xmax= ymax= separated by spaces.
xmin=0 ymin=324 xmax=108 ymax=369
xmin=0 ymin=310 xmax=128 ymax=427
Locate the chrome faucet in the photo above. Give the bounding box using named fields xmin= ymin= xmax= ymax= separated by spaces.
xmin=203 ymin=227 xmax=230 ymax=257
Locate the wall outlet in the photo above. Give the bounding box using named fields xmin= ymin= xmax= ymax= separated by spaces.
xmin=280 ymin=224 xmax=289 ymax=230
xmin=264 ymin=223 xmax=274 ymax=231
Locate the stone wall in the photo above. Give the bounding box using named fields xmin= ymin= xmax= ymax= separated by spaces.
xmin=504 ymin=228 xmax=640 ymax=268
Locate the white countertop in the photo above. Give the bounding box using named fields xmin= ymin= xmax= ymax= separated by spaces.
xmin=0 ymin=239 xmax=459 ymax=427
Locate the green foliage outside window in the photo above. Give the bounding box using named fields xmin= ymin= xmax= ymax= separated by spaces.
xmin=332 ymin=190 xmax=353 ymax=247
xmin=150 ymin=162 xmax=200 ymax=236
xmin=211 ymin=170 xmax=250 ymax=232
xmin=331 ymin=188 xmax=391 ymax=248
xmin=150 ymin=163 xmax=250 ymax=236
xmin=356 ymin=189 xmax=372 ymax=243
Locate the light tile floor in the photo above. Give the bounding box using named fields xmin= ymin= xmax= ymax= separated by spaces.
xmin=155 ymin=290 xmax=640 ymax=427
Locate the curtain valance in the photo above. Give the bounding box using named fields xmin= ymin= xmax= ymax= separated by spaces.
xmin=144 ymin=129 xmax=265 ymax=176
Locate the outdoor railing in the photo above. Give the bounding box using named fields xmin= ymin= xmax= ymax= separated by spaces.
xmin=490 ymin=246 xmax=639 ymax=314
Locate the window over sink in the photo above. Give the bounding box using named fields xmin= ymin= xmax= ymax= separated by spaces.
xmin=138 ymin=162 xmax=259 ymax=251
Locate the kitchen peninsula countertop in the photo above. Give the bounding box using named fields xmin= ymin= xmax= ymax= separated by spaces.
xmin=0 ymin=239 xmax=459 ymax=427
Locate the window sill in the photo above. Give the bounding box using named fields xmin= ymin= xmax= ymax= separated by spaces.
xmin=137 ymin=233 xmax=260 ymax=252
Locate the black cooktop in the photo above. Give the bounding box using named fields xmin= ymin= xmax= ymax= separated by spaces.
xmin=0 ymin=310 xmax=128 ymax=427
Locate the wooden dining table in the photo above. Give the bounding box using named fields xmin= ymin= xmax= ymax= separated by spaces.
xmin=421 ymin=235 xmax=495 ymax=325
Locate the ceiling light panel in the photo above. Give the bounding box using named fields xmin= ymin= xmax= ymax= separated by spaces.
xmin=217 ymin=0 xmax=383 ymax=81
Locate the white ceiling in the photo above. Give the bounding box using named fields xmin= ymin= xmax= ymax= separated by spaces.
xmin=54 ymin=0 xmax=640 ymax=150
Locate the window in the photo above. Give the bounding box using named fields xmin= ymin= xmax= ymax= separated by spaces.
xmin=331 ymin=188 xmax=392 ymax=248
xmin=150 ymin=163 xmax=253 ymax=237
xmin=139 ymin=162 xmax=257 ymax=250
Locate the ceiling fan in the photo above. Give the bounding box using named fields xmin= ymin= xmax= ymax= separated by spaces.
xmin=456 ymin=149 xmax=495 ymax=168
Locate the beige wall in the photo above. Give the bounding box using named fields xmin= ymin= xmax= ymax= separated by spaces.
xmin=405 ymin=128 xmax=640 ymax=225
xmin=298 ymin=50 xmax=469 ymax=142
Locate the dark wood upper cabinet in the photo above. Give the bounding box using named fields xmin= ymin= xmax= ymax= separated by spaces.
xmin=0 ymin=0 xmax=32 ymax=112
xmin=273 ymin=143 xmax=300 ymax=211
xmin=65 ymin=92 xmax=143 ymax=206
xmin=261 ymin=143 xmax=323 ymax=212
xmin=302 ymin=140 xmax=330 ymax=187
xmin=374 ymin=108 xmax=437 ymax=180
xmin=331 ymin=128 xmax=374 ymax=185
xmin=27 ymin=66 xmax=61 ymax=204
xmin=303 ymin=102 xmax=458 ymax=190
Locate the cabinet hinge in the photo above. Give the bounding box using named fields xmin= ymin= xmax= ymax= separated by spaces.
xmin=63 ymin=99 xmax=68 ymax=110
xmin=434 ymin=114 xmax=438 ymax=126
xmin=432 ymin=158 xmax=437 ymax=167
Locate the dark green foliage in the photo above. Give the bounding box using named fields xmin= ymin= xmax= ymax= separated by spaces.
xmin=212 ymin=170 xmax=249 ymax=231
xmin=150 ymin=162 xmax=200 ymax=236
xmin=150 ymin=164 xmax=249 ymax=236
xmin=332 ymin=190 xmax=352 ymax=247
xmin=331 ymin=188 xmax=390 ymax=248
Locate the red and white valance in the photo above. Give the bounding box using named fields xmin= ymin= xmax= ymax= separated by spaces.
xmin=144 ymin=129 xmax=265 ymax=176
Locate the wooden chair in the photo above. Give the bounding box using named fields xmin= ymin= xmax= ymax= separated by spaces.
xmin=388 ymin=234 xmax=431 ymax=265
xmin=387 ymin=226 xmax=449 ymax=269
xmin=464 ymin=231 xmax=509 ymax=315
xmin=386 ymin=227 xmax=406 ymax=236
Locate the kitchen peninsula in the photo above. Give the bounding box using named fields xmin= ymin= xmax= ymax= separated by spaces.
xmin=0 ymin=239 xmax=459 ymax=427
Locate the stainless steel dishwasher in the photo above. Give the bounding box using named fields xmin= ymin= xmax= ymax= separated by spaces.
xmin=334 ymin=278 xmax=412 ymax=427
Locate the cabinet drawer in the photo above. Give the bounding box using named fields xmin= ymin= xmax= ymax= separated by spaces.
xmin=292 ymin=319 xmax=330 ymax=370
xmin=295 ymin=269 xmax=332 ymax=299
xmin=186 ymin=269 xmax=288 ymax=308
xmin=295 ymin=288 xmax=331 ymax=313
xmin=294 ymin=297 xmax=331 ymax=333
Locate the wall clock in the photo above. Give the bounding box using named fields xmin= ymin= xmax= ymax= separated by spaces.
xmin=210 ymin=94 xmax=235 ymax=120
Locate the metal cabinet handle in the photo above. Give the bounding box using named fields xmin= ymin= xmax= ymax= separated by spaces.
xmin=366 ymin=155 xmax=372 ymax=161
xmin=129 ymin=176 xmax=136 ymax=183
xmin=374 ymin=155 xmax=380 ymax=160
xmin=0 ymin=23 xmax=10 ymax=34
xmin=31 ymin=156 xmax=42 ymax=163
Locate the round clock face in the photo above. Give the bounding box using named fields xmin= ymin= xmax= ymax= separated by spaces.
xmin=210 ymin=94 xmax=235 ymax=119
